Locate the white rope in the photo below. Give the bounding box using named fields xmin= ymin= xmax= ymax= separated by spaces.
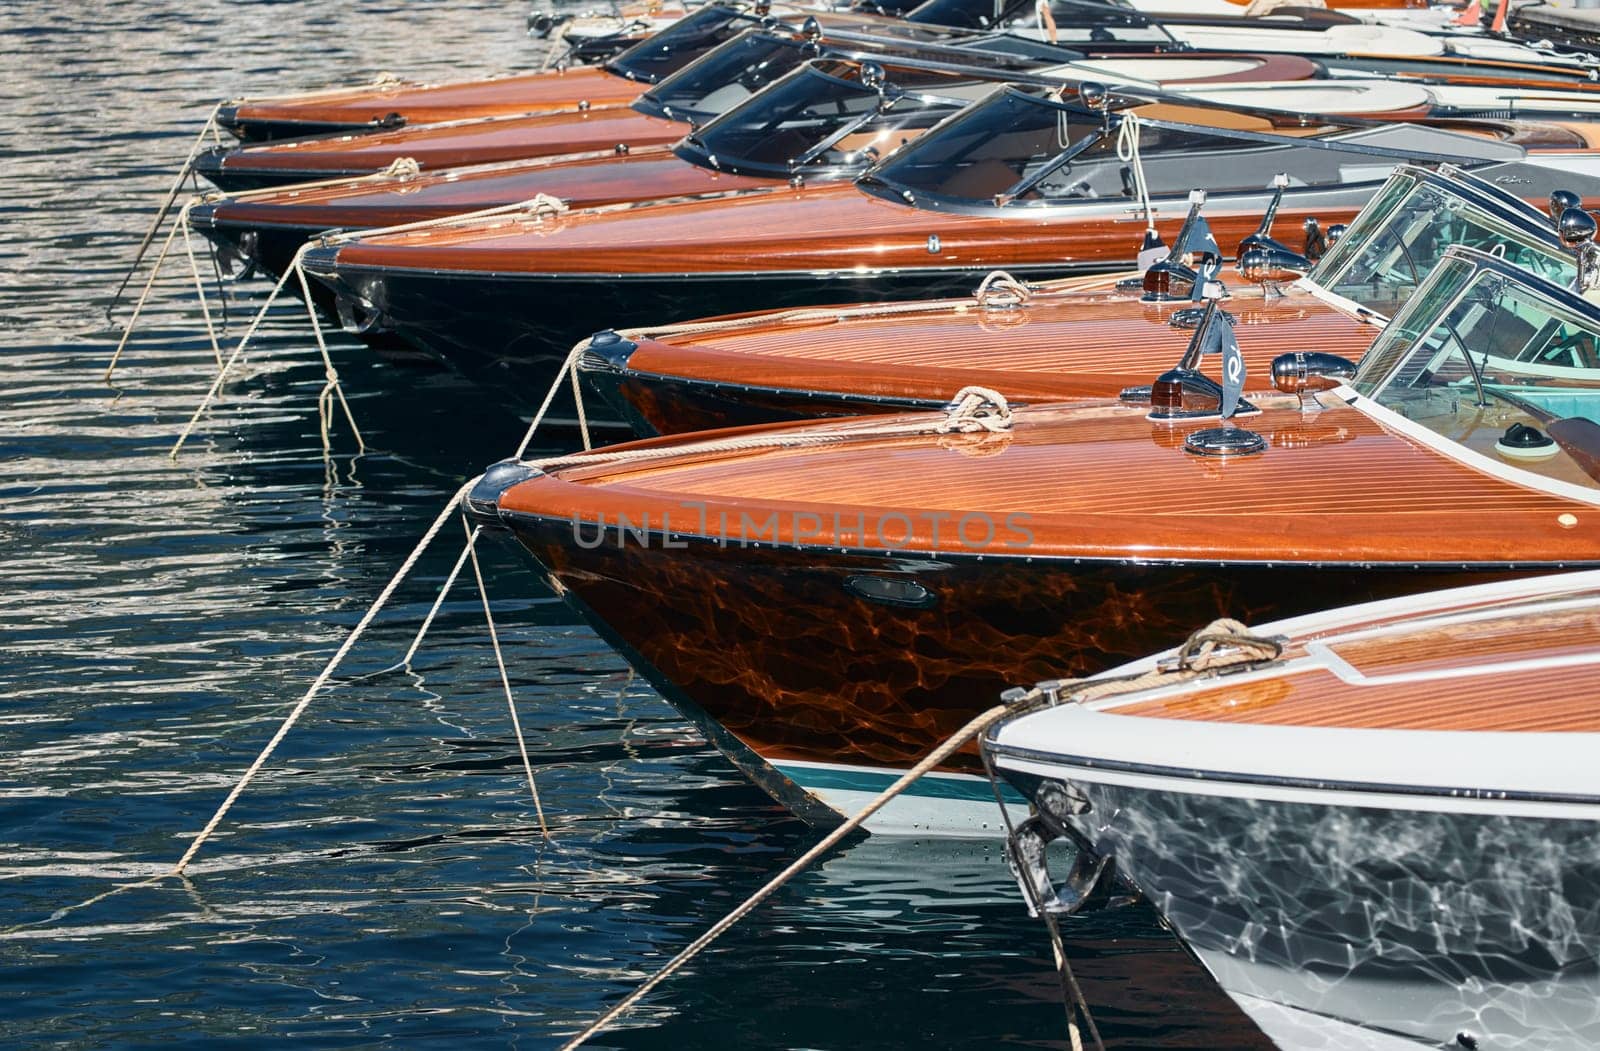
xmin=558 ymin=700 xmax=1022 ymax=1051
xmin=524 ymin=385 xmax=1012 ymax=475
xmin=399 ymin=541 xmax=473 ymax=668
xmin=178 ymin=200 xmax=225 ymax=371
xmin=105 ymin=211 xmax=185 ymax=382
xmin=167 ymin=478 xmax=477 ymax=876
xmin=170 ymin=243 xmax=364 ymax=459
xmin=107 ymin=102 xmax=224 ymax=322
xmin=973 ymin=270 xmax=1033 ymax=309
xmin=1116 ymin=113 xmax=1155 ymax=234
xmin=463 ymin=520 xmax=549 ymax=838
xmin=396 ymin=340 xmax=590 ymax=664
xmin=294 ymin=258 xmax=366 ymax=455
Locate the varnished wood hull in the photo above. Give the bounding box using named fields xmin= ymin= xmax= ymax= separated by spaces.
xmin=471 ymin=386 xmax=1600 ymax=820
xmin=583 ymin=287 xmax=1379 ymax=436
xmin=217 ymin=66 xmax=655 ymax=143
xmin=500 ymin=513 xmax=1502 ymax=781
xmin=300 ymin=182 xmax=1370 ymax=396
xmin=301 ymin=254 xmax=1133 ymax=411
xmin=188 ymin=149 xmax=766 ymax=287
xmin=195 ymin=107 xmax=680 ymax=193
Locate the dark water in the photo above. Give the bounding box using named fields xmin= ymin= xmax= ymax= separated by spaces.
xmin=0 ymin=3 xmax=1267 ymax=1047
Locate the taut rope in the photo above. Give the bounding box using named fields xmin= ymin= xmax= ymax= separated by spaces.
xmin=561 ymin=618 xmax=1284 ymax=1050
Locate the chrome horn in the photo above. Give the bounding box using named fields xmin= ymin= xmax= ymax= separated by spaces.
xmin=1271 ymin=351 xmax=1358 ymax=394
xmin=1239 ymin=246 xmax=1309 ymax=286
xmin=1550 ymin=189 xmax=1582 ymax=222
xmin=1559 ymin=205 xmax=1600 ymax=294
xmin=1236 ymin=174 xmax=1310 ymax=298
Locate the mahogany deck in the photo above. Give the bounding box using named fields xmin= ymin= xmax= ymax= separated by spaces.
xmin=1115 ymin=598 xmax=1600 ymax=733
xmin=224 ymin=66 xmax=643 ymax=132
xmin=208 ymin=147 xmax=767 ymax=230
xmin=212 ymin=106 xmax=680 ymax=180
xmin=500 ymin=395 xmax=1600 ymax=563
xmin=328 ymin=180 xmax=1365 ymax=276
xmin=623 ymin=285 xmax=1378 ymax=404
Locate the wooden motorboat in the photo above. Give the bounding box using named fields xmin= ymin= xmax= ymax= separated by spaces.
xmin=581 ymin=163 xmax=1593 ymax=436
xmin=535 ymin=0 xmax=926 ymax=65
xmin=188 ymin=44 xmax=1332 ymax=298
xmin=212 ymin=2 xmax=954 ymax=143
xmin=983 ymin=570 xmax=1600 ymax=1049
xmin=198 ymin=21 xmax=985 ymax=192
xmin=463 ymin=242 xmax=1600 ymax=836
xmin=297 ymin=85 xmax=1594 ymax=392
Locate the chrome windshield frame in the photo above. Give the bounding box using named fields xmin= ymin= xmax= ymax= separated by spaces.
xmin=858 ymin=86 xmax=1511 ymax=215
xmin=1311 ymin=164 xmax=1570 ymax=293
xmin=1352 ymin=244 xmax=1600 ymax=399
xmin=673 ymin=56 xmax=1046 ymax=180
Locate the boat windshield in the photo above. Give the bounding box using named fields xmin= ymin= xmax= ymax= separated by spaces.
xmin=1353 ymin=248 xmax=1600 ymax=487
xmin=1024 ymin=0 xmax=1179 ymax=46
xmin=904 ymin=0 xmax=1036 ymax=30
xmin=1310 ymin=170 xmax=1576 ymax=317
xmin=635 ymin=32 xmax=811 ymax=122
xmin=863 ymin=88 xmax=1449 ymax=210
xmin=679 ymin=62 xmax=969 ymax=177
xmin=606 ymin=6 xmax=755 ymax=85
xmin=860 ymin=89 xmax=1109 ymax=204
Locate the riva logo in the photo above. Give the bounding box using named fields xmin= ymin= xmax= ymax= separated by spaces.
xmin=572 ymin=501 xmax=1035 ymax=551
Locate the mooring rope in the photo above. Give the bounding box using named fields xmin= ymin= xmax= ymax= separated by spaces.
xmin=557 ymin=700 xmax=1029 ymax=1051
xmin=106 ymin=103 xmax=224 ymax=322
xmin=464 ymin=519 xmax=550 ymax=839
xmin=393 ymin=339 xmax=592 ymax=668
xmin=1116 ymin=113 xmax=1156 ymax=236
xmin=977 ymin=742 xmax=1102 ymax=1051
xmin=973 ymin=270 xmax=1034 ymax=309
xmin=521 ymin=385 xmax=1012 ymax=476
xmin=168 ymin=242 xmax=362 ymax=459
xmin=560 ymin=618 xmax=1283 ymax=1050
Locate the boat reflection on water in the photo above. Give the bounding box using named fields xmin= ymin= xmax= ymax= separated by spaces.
xmin=984 ymin=569 xmax=1600 ymax=1050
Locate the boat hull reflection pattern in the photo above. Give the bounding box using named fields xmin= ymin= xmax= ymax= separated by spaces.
xmin=502 ymin=514 xmax=1497 ymax=780
xmin=1016 ymin=773 xmax=1600 ymax=1049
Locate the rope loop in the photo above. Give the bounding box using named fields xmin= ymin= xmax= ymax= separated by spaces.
xmin=382 ymin=156 xmax=421 ymax=180
xmin=373 ymin=71 xmax=403 ymax=87
xmin=937 ymin=386 xmax=1013 ymax=434
xmin=1116 ymin=113 xmax=1155 ymax=233
xmin=520 ymin=193 xmax=570 ymax=219
xmin=973 ymin=269 xmax=1033 ymax=309
xmin=1174 ymin=617 xmax=1284 ymax=670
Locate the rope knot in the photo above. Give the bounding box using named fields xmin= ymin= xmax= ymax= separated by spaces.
xmin=373 ymin=71 xmax=403 ymax=87
xmin=382 ymin=156 xmax=421 ymax=180
xmin=1174 ymin=617 xmax=1284 ymax=671
xmin=974 ymin=270 xmax=1033 ymax=309
xmin=520 ymin=193 xmax=570 ymax=219
xmin=937 ymin=386 xmax=1013 ymax=434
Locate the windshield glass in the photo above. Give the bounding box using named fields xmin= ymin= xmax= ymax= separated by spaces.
xmin=863 ymin=89 xmax=1106 ymax=203
xmin=1311 ymin=173 xmax=1575 ymax=316
xmin=683 ymin=63 xmax=967 ymax=176
xmin=1353 ymin=253 xmax=1600 ymax=487
xmin=866 ymin=89 xmax=1469 ymax=210
xmin=905 ymin=0 xmax=1027 ymax=29
xmin=607 ymin=6 xmax=753 ymax=84
xmin=636 ymin=32 xmax=809 ymax=122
